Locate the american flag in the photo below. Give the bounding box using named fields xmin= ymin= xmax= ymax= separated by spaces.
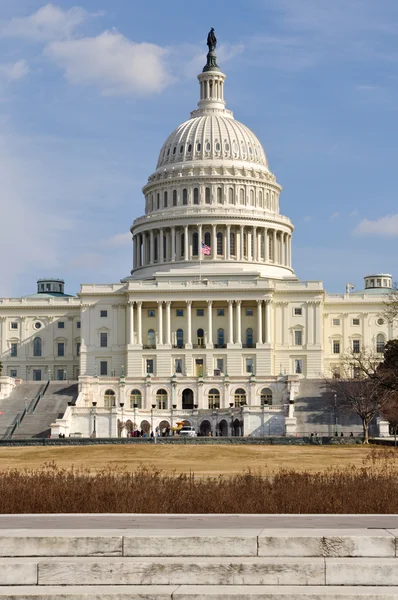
xmin=201 ymin=242 xmax=211 ymax=255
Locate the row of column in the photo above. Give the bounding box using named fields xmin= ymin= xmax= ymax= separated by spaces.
xmin=133 ymin=225 xmax=292 ymax=270
xmin=127 ymin=300 xmax=272 ymax=347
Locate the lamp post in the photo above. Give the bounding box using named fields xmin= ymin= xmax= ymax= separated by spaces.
xmin=334 ymin=393 xmax=338 ymax=436
xmin=133 ymin=403 xmax=138 ymax=435
xmin=119 ymin=402 xmax=124 ymax=438
xmin=151 ymin=404 xmax=156 ymax=444
xmin=229 ymin=402 xmax=234 ymax=437
xmin=92 ymin=401 xmax=97 ymax=438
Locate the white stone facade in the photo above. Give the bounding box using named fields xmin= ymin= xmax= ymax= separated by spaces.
xmin=0 ymin=52 xmax=396 ymax=437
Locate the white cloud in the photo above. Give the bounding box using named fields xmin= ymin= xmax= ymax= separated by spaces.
xmin=330 ymin=211 xmax=340 ymax=220
xmin=354 ymin=214 xmax=398 ymax=236
xmin=0 ymin=3 xmax=95 ymax=42
xmin=102 ymin=232 xmax=132 ymax=247
xmin=45 ymin=30 xmax=174 ymax=96
xmin=0 ymin=59 xmax=29 ymax=80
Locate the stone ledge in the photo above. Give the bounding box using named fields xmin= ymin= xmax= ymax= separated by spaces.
xmin=0 ymin=585 xmax=178 ymax=599
xmin=326 ymin=558 xmax=398 ymax=586
xmin=174 ymin=586 xmax=398 ymax=599
xmin=0 ymin=531 xmax=123 ymax=557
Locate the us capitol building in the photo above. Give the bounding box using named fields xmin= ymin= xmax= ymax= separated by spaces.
xmin=0 ymin=32 xmax=395 ymax=437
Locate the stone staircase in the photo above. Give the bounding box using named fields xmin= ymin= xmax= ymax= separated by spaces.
xmin=13 ymin=382 xmax=78 ymax=439
xmin=0 ymin=382 xmax=45 ymax=438
xmin=1 ymin=527 xmax=398 ymax=597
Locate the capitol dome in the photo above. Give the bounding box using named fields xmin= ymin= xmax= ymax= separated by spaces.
xmin=128 ymin=31 xmax=296 ymax=282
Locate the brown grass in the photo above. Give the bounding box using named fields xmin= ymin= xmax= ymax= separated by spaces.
xmin=0 ymin=444 xmax=372 ymax=477
xmin=1 ymin=446 xmax=398 ymax=514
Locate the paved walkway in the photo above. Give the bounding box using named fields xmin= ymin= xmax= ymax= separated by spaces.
xmin=2 ymin=514 xmax=398 ymax=529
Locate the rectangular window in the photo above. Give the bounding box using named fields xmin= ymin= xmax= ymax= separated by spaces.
xmin=353 ymin=366 xmax=361 ymax=378
xmin=216 ymin=358 xmax=224 ymax=372
xmin=57 ymin=342 xmax=65 ymax=357
xmin=100 ymin=332 xmax=108 ymax=348
xmin=352 ymin=318 xmax=360 ymax=326
xmin=77 ymin=321 xmax=81 ymax=329
xmin=352 ymin=339 xmax=360 ymax=354
xmin=295 ymin=359 xmax=303 ymax=374
xmin=333 ymin=340 xmax=340 ymax=354
xmin=100 ymin=310 xmax=108 ymax=318
xmin=100 ymin=361 xmax=108 ymax=376
xmin=245 ymin=308 xmax=254 ymax=316
xmin=175 ymin=358 xmax=183 ymax=374
xmin=10 ymin=343 xmax=17 ymax=357
xmin=10 ymin=369 xmax=17 ymax=378
xmin=33 ymin=369 xmax=42 ymax=381
xmin=11 ymin=322 xmax=18 ymax=329
xmin=332 ymin=318 xmax=340 ymax=326
xmin=146 ymin=359 xmax=154 ymax=374
xmin=294 ymin=330 xmax=303 ymax=346
xmin=76 ymin=342 xmax=81 ymax=356
xmin=57 ymin=369 xmax=64 ymax=381
xmin=294 ymin=308 xmax=302 ymax=316
xmin=196 ymin=309 xmax=204 ymax=317
xmin=245 ymin=358 xmax=254 ymax=373
xmin=148 ymin=309 xmax=155 ymax=317
xmin=217 ymin=308 xmax=225 ymax=317
xmin=58 ymin=321 xmax=65 ymax=329
xmin=176 ymin=309 xmax=184 ymax=317
xmin=195 ymin=359 xmax=204 ymax=377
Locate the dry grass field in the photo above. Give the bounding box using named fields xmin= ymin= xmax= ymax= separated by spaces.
xmin=0 ymin=444 xmax=374 ymax=477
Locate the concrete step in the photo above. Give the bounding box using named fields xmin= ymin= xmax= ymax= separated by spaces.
xmin=0 ymin=586 xmax=398 ymax=599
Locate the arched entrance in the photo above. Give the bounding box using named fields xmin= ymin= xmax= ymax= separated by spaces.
xmin=200 ymin=420 xmax=212 ymax=436
xmin=125 ymin=419 xmax=136 ymax=436
xmin=218 ymin=419 xmax=228 ymax=437
xmin=182 ymin=419 xmax=191 ymax=426
xmin=140 ymin=420 xmax=150 ymax=434
xmin=233 ymin=418 xmax=242 ymax=436
xmin=182 ymin=388 xmax=194 ymax=410
xmin=159 ymin=420 xmax=170 ymax=436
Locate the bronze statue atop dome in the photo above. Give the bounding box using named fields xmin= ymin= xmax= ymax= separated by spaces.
xmin=203 ymin=27 xmax=220 ymax=72
xmin=207 ymin=28 xmax=217 ymax=52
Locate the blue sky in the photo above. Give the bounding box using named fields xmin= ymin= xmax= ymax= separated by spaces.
xmin=1 ymin=0 xmax=398 ymax=297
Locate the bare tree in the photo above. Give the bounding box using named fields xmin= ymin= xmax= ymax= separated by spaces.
xmin=383 ymin=283 xmax=398 ymax=325
xmin=325 ymin=352 xmax=391 ymax=443
xmin=380 ymin=392 xmax=398 ymax=446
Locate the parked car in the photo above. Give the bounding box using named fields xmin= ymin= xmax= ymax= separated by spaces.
xmin=178 ymin=425 xmax=197 ymax=437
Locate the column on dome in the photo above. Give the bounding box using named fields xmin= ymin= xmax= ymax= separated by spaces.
xmin=207 ymin=300 xmax=213 ymax=348
xmin=171 ymin=227 xmax=176 ymax=262
xmin=149 ymin=230 xmax=154 ymax=265
xmin=240 ymin=225 xmax=244 ymax=260
xmin=264 ymin=228 xmax=269 ymax=263
xmin=273 ymin=230 xmax=277 ymax=263
xmin=212 ymin=225 xmax=217 ymax=259
xmin=289 ymin=235 xmax=292 ymax=267
xmin=247 ymin=229 xmax=252 ymax=261
xmin=184 ymin=225 xmax=189 ymax=261
xmin=142 ymin=233 xmax=147 ymax=266
xmin=253 ymin=227 xmax=257 ymax=261
xmin=158 ymin=229 xmax=163 ymax=264
xmin=226 ymin=225 xmax=230 ymax=260
xmin=198 ymin=224 xmax=202 ymax=259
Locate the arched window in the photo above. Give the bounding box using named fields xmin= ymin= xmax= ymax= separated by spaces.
xmin=208 ymin=388 xmax=220 ymax=409
xmin=205 ymin=187 xmax=211 ymax=204
xmin=147 ymin=329 xmax=156 ymax=347
xmin=130 ymin=389 xmax=142 ymax=409
xmin=234 ymin=388 xmax=246 ymax=407
xmin=260 ymin=233 xmax=265 ymax=259
xmin=181 ymin=232 xmax=185 ymax=258
xmin=217 ymin=231 xmax=223 ymax=255
xmin=250 ymin=189 xmax=254 ymax=205
xmin=376 ymin=333 xmax=385 ymax=353
xmin=182 ymin=188 xmax=188 ymax=205
xmin=204 ymin=232 xmax=211 ymax=247
xmin=163 ymin=233 xmax=167 ymax=260
xmin=260 ymin=388 xmax=273 ymax=406
xmin=176 ymin=328 xmax=184 ymax=348
xmin=228 ymin=188 xmax=234 ymax=204
xmin=104 ymin=389 xmax=116 ymax=408
xmin=217 ymin=187 xmax=222 ymax=204
xmin=217 ymin=328 xmax=225 ymax=347
xmin=33 ymin=337 xmax=42 ymax=357
xmin=240 ymin=188 xmax=245 ymax=204
xmin=193 ymin=188 xmax=199 ymax=204
xmin=172 ymin=190 xmax=177 ymax=206
xmin=156 ymin=389 xmax=167 ymax=410
xmin=164 ymin=191 xmax=168 ymax=208
xmin=230 ymin=231 xmax=236 ymax=256
xmin=197 ymin=328 xmax=204 ymax=347
xmin=193 ymin=232 xmax=199 ymax=256
xmin=246 ymin=328 xmax=254 ymax=347
xmin=243 ymin=232 xmax=247 ymax=258
xmin=259 ymin=190 xmax=263 ymax=207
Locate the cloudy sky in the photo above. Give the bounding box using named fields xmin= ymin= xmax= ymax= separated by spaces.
xmin=1 ymin=0 xmax=398 ymax=297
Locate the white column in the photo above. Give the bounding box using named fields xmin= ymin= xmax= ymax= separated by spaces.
xmin=226 ymin=225 xmax=230 ymax=260
xmin=198 ymin=224 xmax=202 ymax=258
xmin=133 ymin=236 xmax=137 ymax=269
xmin=159 ymin=229 xmax=164 ymax=264
xmin=137 ymin=302 xmax=142 ymax=346
xmin=207 ymin=300 xmax=213 ymax=348
xmin=212 ymin=225 xmax=217 ymax=259
xmin=157 ymin=301 xmax=163 ymax=345
xmin=247 ymin=229 xmax=252 ymax=261
xmin=165 ymin=301 xmax=171 ymax=346
xmin=253 ymin=227 xmax=257 ymax=261
xmin=128 ymin=302 xmax=135 ymax=345
xmin=149 ymin=230 xmax=154 ymax=265
xmin=236 ymin=301 xmax=242 ymax=345
xmin=184 ymin=225 xmax=189 ymax=261
xmin=265 ymin=300 xmax=271 ymax=344
xmin=307 ymin=302 xmax=314 ymax=346
xmin=265 ymin=228 xmax=269 ymax=262
xmin=171 ymin=227 xmax=176 ymax=262
xmin=257 ymin=300 xmax=263 ymax=345
xmin=240 ymin=226 xmax=244 ymax=259
xmin=314 ymin=301 xmax=322 ymax=346
xmin=186 ymin=301 xmax=192 ymax=348
xmin=142 ymin=233 xmax=147 ymax=266
xmin=289 ymin=235 xmax=292 ymax=267
xmin=273 ymin=230 xmax=277 ymax=263
xmin=228 ymin=300 xmax=234 ymax=345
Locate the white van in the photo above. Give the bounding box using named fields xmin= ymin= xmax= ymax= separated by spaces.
xmin=178 ymin=425 xmax=197 ymax=437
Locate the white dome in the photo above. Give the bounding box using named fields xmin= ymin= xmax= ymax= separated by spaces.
xmin=156 ymin=114 xmax=268 ymax=170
